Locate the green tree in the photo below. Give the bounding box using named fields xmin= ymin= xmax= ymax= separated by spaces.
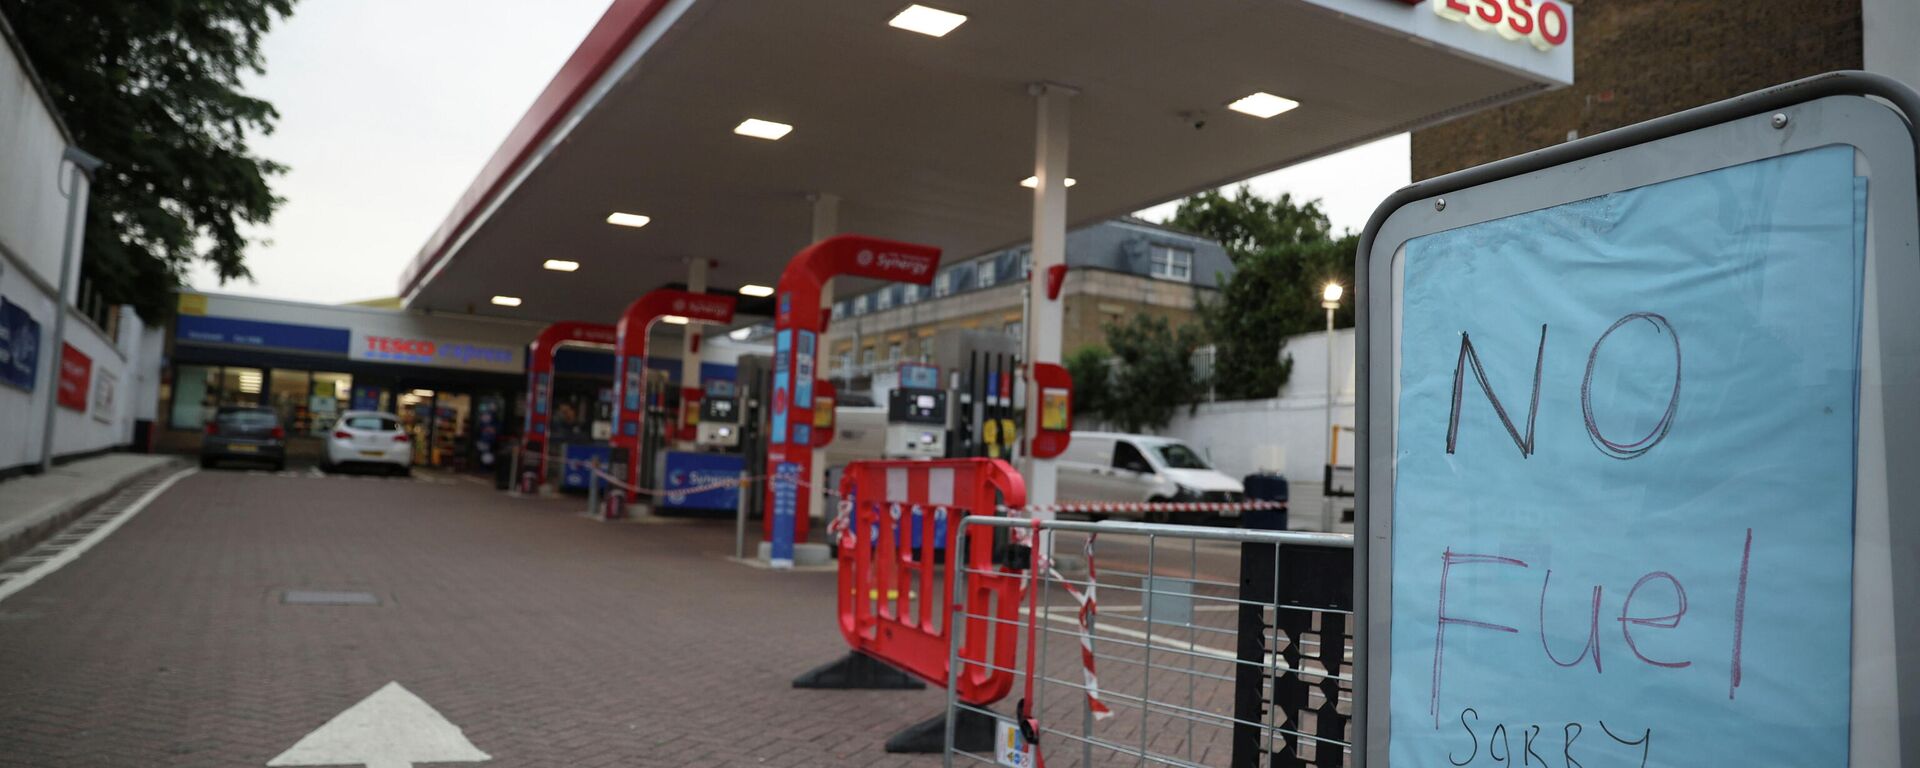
xmin=2 ymin=0 xmax=296 ymax=321
xmin=1101 ymin=314 xmax=1204 ymax=433
xmin=1167 ymin=187 xmax=1355 ymax=400
xmin=1199 ymin=235 xmax=1357 ymax=400
xmin=1063 ymin=344 xmax=1115 ymax=427
xmin=1167 ymin=184 xmax=1332 ymax=263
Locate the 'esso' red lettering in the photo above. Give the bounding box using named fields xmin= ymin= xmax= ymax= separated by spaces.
xmin=1435 ymin=0 xmax=1568 ymax=51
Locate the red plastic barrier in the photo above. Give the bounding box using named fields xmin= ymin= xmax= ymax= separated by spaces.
xmin=835 ymin=458 xmax=1025 ymax=706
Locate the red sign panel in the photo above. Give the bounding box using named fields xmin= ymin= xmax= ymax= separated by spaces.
xmin=57 ymin=343 xmax=91 ymax=412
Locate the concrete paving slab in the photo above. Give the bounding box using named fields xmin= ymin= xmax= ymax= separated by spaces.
xmin=0 ymin=453 xmax=182 ymax=561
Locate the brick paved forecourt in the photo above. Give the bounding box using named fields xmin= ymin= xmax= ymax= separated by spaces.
xmin=0 ymin=469 xmax=959 ymax=766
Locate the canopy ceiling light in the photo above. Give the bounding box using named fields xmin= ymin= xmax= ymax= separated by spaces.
xmin=490 ymin=295 xmax=523 ymax=307
xmin=737 ymin=284 xmax=775 ymax=297
xmin=605 ymin=212 xmax=651 ymax=228
xmin=543 ymin=259 xmax=580 ymax=272
xmin=1226 ymin=91 xmax=1300 ymax=119
xmin=733 ymin=118 xmax=793 ymax=141
xmin=1020 ymin=175 xmax=1077 ymax=188
xmin=888 ymin=5 xmax=968 ymax=37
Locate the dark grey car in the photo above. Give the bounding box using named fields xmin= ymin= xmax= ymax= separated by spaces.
xmin=200 ymin=406 xmax=287 ymax=470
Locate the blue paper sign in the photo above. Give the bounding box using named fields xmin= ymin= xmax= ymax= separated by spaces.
xmin=659 ymin=451 xmax=745 ymax=510
xmin=770 ymin=461 xmax=801 ymax=566
xmin=175 ymin=315 xmax=350 ymax=354
xmin=0 ymin=297 xmax=41 ymax=392
xmin=1390 ymin=146 xmax=1863 ymax=766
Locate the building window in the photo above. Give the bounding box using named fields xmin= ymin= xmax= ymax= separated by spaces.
xmin=934 ymin=271 xmax=953 ymax=297
xmin=977 ymin=261 xmax=997 ymax=289
xmin=902 ymin=284 xmax=920 ymax=304
xmin=1005 ymin=321 xmax=1023 ymax=339
xmin=853 ymin=295 xmax=869 ymax=314
xmin=888 ymin=343 xmax=902 ymax=363
xmin=1150 ymin=245 xmax=1193 ymax=282
xmin=833 ymin=301 xmax=848 ymax=318
xmin=861 ymin=347 xmax=876 ymax=368
xmin=875 ymin=288 xmax=893 ymax=311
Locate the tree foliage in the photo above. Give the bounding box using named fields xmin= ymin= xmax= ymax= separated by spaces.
xmin=1097 ymin=314 xmax=1205 ymax=433
xmin=1169 ymin=187 xmax=1355 ymax=401
xmin=1063 ymin=344 xmax=1115 ymax=429
xmin=2 ymin=0 xmax=295 ymax=321
xmin=1166 ymin=184 xmax=1333 ymax=263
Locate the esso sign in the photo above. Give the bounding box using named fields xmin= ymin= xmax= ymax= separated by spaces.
xmin=1435 ymin=0 xmax=1569 ymax=51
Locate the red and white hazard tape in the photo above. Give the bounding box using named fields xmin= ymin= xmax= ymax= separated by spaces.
xmin=1003 ymin=499 xmax=1285 ymax=515
xmin=572 ymin=459 xmax=766 ymax=499
xmin=1012 ymin=523 xmax=1114 ymax=726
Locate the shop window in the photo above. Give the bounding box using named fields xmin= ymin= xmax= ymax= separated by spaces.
xmin=220 ymin=367 xmax=264 ymax=407
xmin=311 ymin=372 xmax=352 ymax=435
xmin=1150 ymin=245 xmax=1193 ymax=282
xmin=269 ymin=370 xmax=311 ymax=434
xmin=170 ymin=365 xmax=217 ymax=430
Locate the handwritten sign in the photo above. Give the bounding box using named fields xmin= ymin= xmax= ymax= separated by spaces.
xmin=1390 ymin=145 xmax=1863 ymax=766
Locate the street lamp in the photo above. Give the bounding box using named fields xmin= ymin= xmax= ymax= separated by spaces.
xmin=1321 ymin=282 xmax=1342 ymax=530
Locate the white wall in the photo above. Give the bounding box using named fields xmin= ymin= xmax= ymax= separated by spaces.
xmin=0 ymin=30 xmax=73 ymax=287
xmin=1156 ymin=327 xmax=1355 ymax=484
xmin=1864 ymin=0 xmax=1920 ymax=92
xmin=0 ymin=29 xmax=157 ymax=472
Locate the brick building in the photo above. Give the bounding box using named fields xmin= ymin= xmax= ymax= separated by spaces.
xmin=1412 ymin=0 xmax=1873 ymax=180
xmin=823 ymin=218 xmax=1229 ymax=382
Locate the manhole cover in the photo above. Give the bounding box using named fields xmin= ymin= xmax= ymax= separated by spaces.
xmin=281 ymin=589 xmax=381 ymax=606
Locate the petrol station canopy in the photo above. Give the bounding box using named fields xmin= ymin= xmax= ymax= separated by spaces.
xmin=400 ymin=0 xmax=1574 ymax=324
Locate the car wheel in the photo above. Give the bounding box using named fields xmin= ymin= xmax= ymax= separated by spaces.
xmin=392 ymin=465 xmax=411 ymax=478
xmin=1145 ymin=498 xmax=1173 ymax=524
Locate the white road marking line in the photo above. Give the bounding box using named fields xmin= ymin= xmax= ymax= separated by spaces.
xmin=0 ymin=468 xmax=198 ymax=605
xmin=268 ymin=681 xmax=490 ymax=768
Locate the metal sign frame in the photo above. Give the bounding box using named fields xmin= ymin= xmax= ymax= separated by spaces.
xmin=1354 ymin=71 xmax=1920 ymax=766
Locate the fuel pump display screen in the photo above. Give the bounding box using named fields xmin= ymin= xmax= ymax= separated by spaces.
xmin=701 ymin=397 xmax=738 ymax=423
xmin=888 ymin=389 xmax=946 ymax=425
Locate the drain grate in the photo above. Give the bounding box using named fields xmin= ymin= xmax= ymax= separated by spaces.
xmin=281 ymin=589 xmax=381 ymax=606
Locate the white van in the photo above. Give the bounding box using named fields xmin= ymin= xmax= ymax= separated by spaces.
xmin=1056 ymin=432 xmax=1246 ymax=521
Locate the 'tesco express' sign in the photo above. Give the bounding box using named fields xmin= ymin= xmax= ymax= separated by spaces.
xmin=1434 ymin=0 xmax=1569 ymax=51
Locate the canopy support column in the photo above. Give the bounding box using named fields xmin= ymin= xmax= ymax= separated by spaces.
xmin=1024 ymin=82 xmax=1075 ymax=516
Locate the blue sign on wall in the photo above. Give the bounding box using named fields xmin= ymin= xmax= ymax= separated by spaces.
xmin=659 ymin=451 xmax=745 ymax=510
xmin=1389 ymin=146 xmax=1863 ymax=766
xmin=0 ymin=297 xmax=42 ymax=392
xmin=176 ymin=315 xmax=350 ymax=355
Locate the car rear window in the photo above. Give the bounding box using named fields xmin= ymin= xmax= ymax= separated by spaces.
xmin=215 ymin=410 xmax=277 ymax=428
xmin=344 ymin=415 xmax=399 ymax=432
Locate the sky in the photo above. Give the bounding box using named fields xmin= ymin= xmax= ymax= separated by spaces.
xmin=191 ymin=1 xmax=1410 ymax=304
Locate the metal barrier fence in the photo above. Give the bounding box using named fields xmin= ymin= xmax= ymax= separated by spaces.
xmin=947 ymin=517 xmax=1354 ymax=767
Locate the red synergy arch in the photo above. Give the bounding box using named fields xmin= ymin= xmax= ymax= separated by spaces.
xmin=609 ymin=289 xmax=737 ymax=488
xmin=522 ymin=321 xmax=618 ymax=484
xmin=764 ymin=234 xmax=940 ymax=550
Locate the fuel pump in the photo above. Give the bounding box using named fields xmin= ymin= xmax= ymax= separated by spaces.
xmin=884 ymin=362 xmax=947 ymax=459
xmin=696 ymin=379 xmax=741 ymax=449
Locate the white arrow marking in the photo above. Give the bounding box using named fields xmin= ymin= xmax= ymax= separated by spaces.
xmin=268 ymin=681 xmax=490 ymax=768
